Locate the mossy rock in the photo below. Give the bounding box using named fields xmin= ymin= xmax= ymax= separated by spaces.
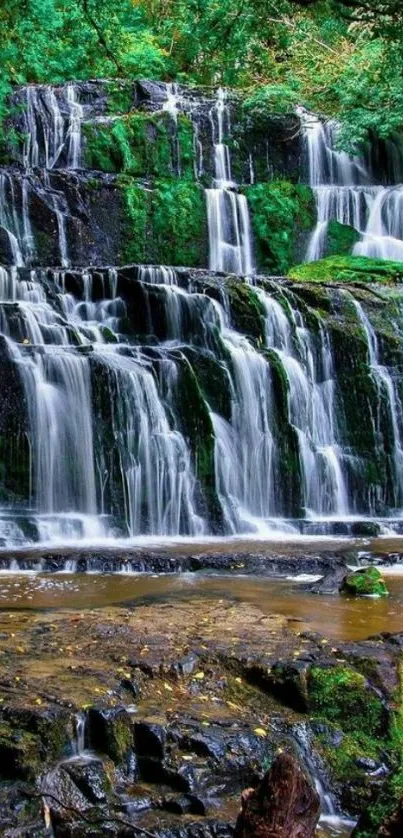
xmin=288 ymin=256 xmax=403 ymax=285
xmin=0 ymin=723 xmax=40 ymax=780
xmin=225 ymin=279 xmax=266 ymax=343
xmin=243 ymin=181 xmax=316 ymax=274
xmin=352 ymin=767 xmax=403 ymax=837
xmin=324 ymin=220 xmax=360 ymax=257
xmin=313 ymin=724 xmax=388 ymax=816
xmin=340 ymin=567 xmax=389 ymax=598
xmin=83 ymin=112 xmax=195 ymax=180
xmin=87 ymin=706 xmax=132 ymax=764
xmin=118 ymin=177 xmax=207 ymax=267
xmin=308 ymin=664 xmax=386 ymax=736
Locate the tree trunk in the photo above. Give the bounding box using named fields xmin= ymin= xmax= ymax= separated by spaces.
xmin=234 ymin=752 xmax=320 ymax=838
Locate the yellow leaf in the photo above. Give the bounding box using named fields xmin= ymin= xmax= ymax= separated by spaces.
xmin=235 ymin=677 xmax=242 ymax=683
xmin=35 ymin=698 xmax=42 ymax=705
xmin=254 ymin=727 xmax=267 ymax=737
xmin=194 ymin=671 xmax=205 ymax=680
xmin=164 ymin=682 xmax=173 ymax=692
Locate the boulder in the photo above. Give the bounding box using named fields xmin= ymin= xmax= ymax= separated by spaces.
xmin=340 ymin=567 xmax=389 ymax=597
xmin=87 ymin=706 xmax=132 ymax=764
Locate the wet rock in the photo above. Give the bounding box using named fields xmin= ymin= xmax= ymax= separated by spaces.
xmin=63 ymin=756 xmax=114 ymax=804
xmin=340 ymin=567 xmax=389 ymax=597
xmin=87 ymin=706 xmax=132 ymax=764
xmin=350 ymin=521 xmax=382 ymax=537
xmin=304 ymin=565 xmax=347 ymax=595
xmin=134 ymin=720 xmax=166 ymax=760
xmin=265 ymin=659 xmax=312 ymax=712
xmin=0 ymin=721 xmax=40 ymax=780
xmin=234 ymin=751 xmax=320 ymax=838
xmin=161 ymin=793 xmax=207 ymax=816
xmin=170 ymin=653 xmax=200 ymax=679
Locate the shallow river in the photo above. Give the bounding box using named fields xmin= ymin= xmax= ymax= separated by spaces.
xmin=1 ymin=568 xmax=403 ymax=641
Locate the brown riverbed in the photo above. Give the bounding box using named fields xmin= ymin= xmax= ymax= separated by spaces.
xmin=1 ymin=569 xmax=403 ymax=641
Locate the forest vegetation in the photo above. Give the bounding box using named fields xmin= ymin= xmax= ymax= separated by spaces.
xmin=1 ymin=0 xmax=403 ymax=152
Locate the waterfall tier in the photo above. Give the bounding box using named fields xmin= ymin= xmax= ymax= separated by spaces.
xmin=0 ymin=82 xmax=403 ymax=546
xmin=301 ymin=110 xmax=403 ymax=261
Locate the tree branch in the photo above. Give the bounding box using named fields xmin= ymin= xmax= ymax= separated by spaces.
xmin=79 ymin=0 xmax=124 ymax=75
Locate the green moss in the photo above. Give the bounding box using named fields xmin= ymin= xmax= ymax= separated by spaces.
xmin=150 ymin=180 xmax=207 ymax=266
xmin=105 ymin=80 xmax=134 ymax=115
xmin=352 ymin=661 xmax=403 ymax=835
xmin=288 ymin=255 xmax=403 ymax=284
xmin=119 ymin=177 xmax=207 ymax=266
xmin=0 ymin=723 xmax=40 ymax=780
xmin=353 ymin=766 xmax=403 ymax=837
xmin=225 ymin=280 xmax=266 ymax=343
xmin=243 ymin=181 xmax=316 ymax=274
xmin=175 ymin=355 xmax=223 ymax=530
xmin=308 ymin=665 xmax=385 ymax=737
xmin=84 ymin=111 xmax=195 ymax=181
xmin=324 ymin=220 xmax=360 ymax=257
xmin=341 ymin=566 xmax=389 ymax=597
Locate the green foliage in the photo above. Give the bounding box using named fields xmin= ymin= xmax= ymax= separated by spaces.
xmin=2 ymin=0 xmax=403 ymax=151
xmin=289 ymin=256 xmax=403 ymax=284
xmin=119 ymin=177 xmax=206 ymax=267
xmin=84 ymin=113 xmax=171 ymax=176
xmin=244 ymin=83 xmax=301 ymax=118
xmin=244 ymin=182 xmax=315 ymax=275
xmin=119 ymin=178 xmax=149 ymax=264
xmin=151 ymin=180 xmax=206 ymax=266
xmin=324 ymin=220 xmax=360 ymax=257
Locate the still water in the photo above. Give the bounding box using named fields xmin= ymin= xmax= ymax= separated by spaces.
xmin=1 ymin=569 xmax=402 ymax=641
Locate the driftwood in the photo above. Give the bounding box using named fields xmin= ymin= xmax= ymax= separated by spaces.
xmin=234 ymin=752 xmax=320 ymax=838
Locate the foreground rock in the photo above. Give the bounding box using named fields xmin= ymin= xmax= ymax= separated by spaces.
xmin=340 ymin=567 xmax=389 ymax=597
xmin=0 ymin=596 xmax=400 ymax=835
xmin=234 ymin=752 xmax=320 ymax=838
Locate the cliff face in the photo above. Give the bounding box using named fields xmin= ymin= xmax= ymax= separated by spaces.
xmin=0 ymin=81 xmax=303 ymax=271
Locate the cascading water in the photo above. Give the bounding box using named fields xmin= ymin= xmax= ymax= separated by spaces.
xmin=22 ymin=84 xmax=83 ymax=170
xmin=300 ymin=109 xmax=403 ymax=261
xmin=1 ymin=81 xmax=403 ymax=546
xmin=206 ymin=89 xmax=254 ymax=276
xmin=257 ymin=286 xmax=349 ymax=516
xmin=349 ymin=295 xmax=403 ymax=508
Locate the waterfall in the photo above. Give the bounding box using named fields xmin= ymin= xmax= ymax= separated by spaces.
xmin=22 ymin=84 xmax=83 ymax=170
xmin=206 ymin=89 xmax=254 ymax=276
xmin=256 ymin=286 xmax=349 ymax=516
xmin=1 ymin=81 xmax=403 ymax=546
xmin=209 ymin=303 xmax=276 ymax=532
xmin=66 ymin=84 xmax=83 ymax=169
xmin=0 ymin=173 xmax=24 ymax=266
xmin=349 ymin=296 xmax=403 ymax=507
xmin=300 ymin=109 xmax=403 ymax=262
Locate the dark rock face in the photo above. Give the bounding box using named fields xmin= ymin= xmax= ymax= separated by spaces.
xmin=87 ymin=706 xmax=132 ymax=763
xmin=234 ymin=752 xmax=320 ymax=838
